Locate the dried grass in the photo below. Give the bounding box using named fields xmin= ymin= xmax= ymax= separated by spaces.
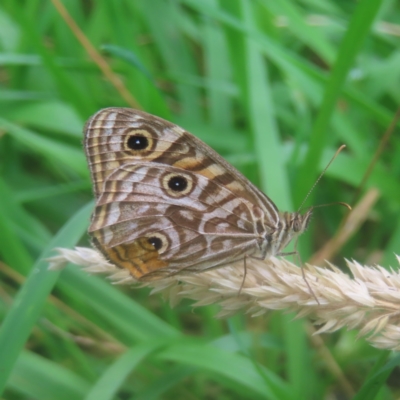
xmin=48 ymin=247 xmax=400 ymax=351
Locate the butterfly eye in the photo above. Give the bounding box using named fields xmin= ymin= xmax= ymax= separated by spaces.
xmin=145 ymin=233 xmax=169 ymax=254
xmin=125 ymin=129 xmax=154 ymax=154
xmin=162 ymin=172 xmax=194 ymax=198
xmin=292 ymin=217 xmax=303 ymax=233
xmin=293 ymin=220 xmax=301 ymax=232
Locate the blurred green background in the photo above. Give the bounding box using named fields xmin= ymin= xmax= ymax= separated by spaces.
xmin=0 ymin=0 xmax=399 ymax=399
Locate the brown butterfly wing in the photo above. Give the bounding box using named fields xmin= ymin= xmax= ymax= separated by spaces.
xmin=89 ymin=162 xmax=261 ymax=280
xmin=84 ymin=108 xmax=279 ymax=280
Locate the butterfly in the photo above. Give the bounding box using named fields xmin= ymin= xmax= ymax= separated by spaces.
xmin=84 ymin=108 xmax=312 ymax=281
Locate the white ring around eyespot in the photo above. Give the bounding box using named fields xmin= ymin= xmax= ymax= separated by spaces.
xmin=124 ymin=129 xmax=154 ymax=155
xmin=161 ymin=172 xmax=194 ymax=198
xmin=145 ymin=232 xmax=169 ymax=254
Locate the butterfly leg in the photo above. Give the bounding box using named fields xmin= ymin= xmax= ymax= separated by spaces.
xmin=238 ymin=256 xmax=248 ymax=295
xmin=277 ymin=249 xmax=320 ymax=305
xmin=277 ymin=251 xmax=296 ymax=256
xmin=248 ymin=240 xmax=320 ymax=305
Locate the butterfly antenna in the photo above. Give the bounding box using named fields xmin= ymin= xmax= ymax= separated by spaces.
xmin=311 ymin=201 xmax=352 ymax=211
xmin=297 ymin=145 xmax=346 ymax=212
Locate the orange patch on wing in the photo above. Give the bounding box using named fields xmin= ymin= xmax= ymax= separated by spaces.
xmin=197 ymin=164 xmax=225 ymax=180
xmin=225 ymin=180 xmax=245 ymax=192
xmin=106 ymin=237 xmax=168 ymax=281
xmin=173 ymin=157 xmax=202 ymax=170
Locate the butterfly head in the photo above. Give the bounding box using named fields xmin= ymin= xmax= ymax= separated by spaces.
xmin=276 ymin=208 xmax=313 ymax=254
xmin=291 ymin=208 xmax=313 ymax=234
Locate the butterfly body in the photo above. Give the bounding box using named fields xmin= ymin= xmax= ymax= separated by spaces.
xmin=84 ymin=108 xmax=311 ymax=281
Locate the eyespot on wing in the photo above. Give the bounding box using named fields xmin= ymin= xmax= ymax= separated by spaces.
xmin=101 ymin=237 xmax=169 ymax=281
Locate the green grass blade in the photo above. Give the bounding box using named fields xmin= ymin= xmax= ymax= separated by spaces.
xmin=85 ymin=341 xmax=169 ymax=400
xmin=158 ymin=341 xmax=290 ymax=399
xmin=0 ymin=203 xmax=91 ymax=395
xmin=9 ymin=351 xmax=90 ymax=400
xmin=295 ymin=0 xmax=384 ymax=203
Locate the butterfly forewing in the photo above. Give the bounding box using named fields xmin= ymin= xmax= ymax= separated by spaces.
xmin=85 ymin=108 xmax=279 ymax=221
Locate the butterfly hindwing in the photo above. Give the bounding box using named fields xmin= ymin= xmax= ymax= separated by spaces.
xmin=89 ymin=162 xmax=262 ymax=280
